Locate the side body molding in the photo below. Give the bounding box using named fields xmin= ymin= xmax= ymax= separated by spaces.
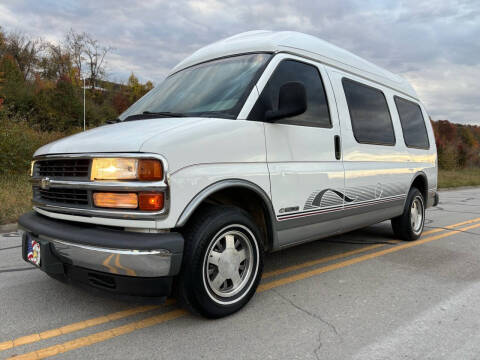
xmin=175 ymin=179 xmax=279 ymax=250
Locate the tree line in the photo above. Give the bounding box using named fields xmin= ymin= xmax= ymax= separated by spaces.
xmin=0 ymin=27 xmax=152 ymax=131
xmin=432 ymin=120 xmax=480 ymax=169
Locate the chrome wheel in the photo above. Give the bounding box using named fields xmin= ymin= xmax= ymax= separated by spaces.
xmin=202 ymin=225 xmax=257 ymax=304
xmin=410 ymin=196 xmax=424 ymax=234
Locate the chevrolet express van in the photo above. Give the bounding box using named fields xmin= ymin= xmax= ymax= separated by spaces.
xmin=19 ymin=31 xmax=438 ymax=318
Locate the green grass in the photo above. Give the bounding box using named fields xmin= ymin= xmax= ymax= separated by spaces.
xmin=0 ymin=173 xmax=31 ymax=225
xmin=438 ymin=168 xmax=480 ymax=189
xmin=1 ymin=169 xmax=480 ymax=225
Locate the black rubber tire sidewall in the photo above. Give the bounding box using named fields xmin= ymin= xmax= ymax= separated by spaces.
xmin=177 ymin=205 xmax=264 ymax=318
xmin=391 ymin=187 xmax=425 ymax=241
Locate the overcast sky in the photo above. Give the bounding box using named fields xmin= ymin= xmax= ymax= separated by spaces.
xmin=1 ymin=0 xmax=479 ymax=124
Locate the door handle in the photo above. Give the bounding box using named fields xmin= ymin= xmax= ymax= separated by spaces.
xmin=334 ymin=135 xmax=341 ymax=160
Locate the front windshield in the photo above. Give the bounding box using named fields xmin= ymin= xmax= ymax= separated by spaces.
xmin=119 ymin=53 xmax=271 ymax=120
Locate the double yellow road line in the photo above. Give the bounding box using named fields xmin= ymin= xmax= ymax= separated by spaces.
xmin=4 ymin=216 xmax=480 ymax=360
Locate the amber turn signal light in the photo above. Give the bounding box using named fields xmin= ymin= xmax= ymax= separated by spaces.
xmin=138 ymin=159 xmax=163 ymax=181
xmin=93 ymin=192 xmax=138 ymax=209
xmin=139 ymin=192 xmax=164 ymax=211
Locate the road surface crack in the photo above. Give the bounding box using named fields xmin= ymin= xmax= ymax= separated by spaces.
xmin=272 ymin=289 xmax=339 ymax=359
xmin=0 ymin=245 xmax=22 ymax=251
xmin=0 ymin=267 xmax=36 ymax=273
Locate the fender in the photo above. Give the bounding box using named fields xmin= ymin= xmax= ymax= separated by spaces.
xmin=175 ymin=179 xmax=278 ymax=248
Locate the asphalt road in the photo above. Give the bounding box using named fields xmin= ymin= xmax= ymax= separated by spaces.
xmin=2 ymin=188 xmax=480 ymax=359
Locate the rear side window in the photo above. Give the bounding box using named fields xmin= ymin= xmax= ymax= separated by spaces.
xmin=249 ymin=60 xmax=331 ymax=128
xmin=342 ymin=78 xmax=395 ymax=145
xmin=394 ymin=96 xmax=430 ymax=149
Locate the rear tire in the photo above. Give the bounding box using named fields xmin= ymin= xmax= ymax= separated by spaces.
xmin=391 ymin=187 xmax=425 ymax=241
xmin=176 ymin=205 xmax=264 ymax=318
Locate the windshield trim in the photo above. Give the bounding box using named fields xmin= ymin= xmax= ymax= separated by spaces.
xmin=168 ymin=51 xmax=274 ymax=78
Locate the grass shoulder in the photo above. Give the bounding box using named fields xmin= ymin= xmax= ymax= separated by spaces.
xmin=438 ymin=168 xmax=480 ymax=189
xmin=0 ymin=173 xmax=31 ymax=225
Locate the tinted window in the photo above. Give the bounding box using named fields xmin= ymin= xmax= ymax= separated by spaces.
xmin=249 ymin=60 xmax=331 ymax=127
xmin=342 ymin=78 xmax=395 ymax=145
xmin=394 ymin=97 xmax=430 ymax=149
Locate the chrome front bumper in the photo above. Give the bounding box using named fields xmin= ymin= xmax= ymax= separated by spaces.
xmin=47 ymin=238 xmax=173 ymax=277
xmin=18 ymin=211 xmax=184 ymax=279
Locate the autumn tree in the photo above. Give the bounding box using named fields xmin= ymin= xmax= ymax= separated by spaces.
xmin=0 ymin=30 xmax=42 ymax=80
xmin=40 ymin=43 xmax=73 ymax=80
xmin=127 ymin=72 xmax=153 ymax=102
xmin=83 ymin=34 xmax=112 ymax=88
xmin=64 ymin=30 xmax=113 ymax=88
xmin=65 ymin=29 xmax=85 ymax=81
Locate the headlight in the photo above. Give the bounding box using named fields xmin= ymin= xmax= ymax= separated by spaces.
xmin=90 ymin=158 xmax=163 ymax=181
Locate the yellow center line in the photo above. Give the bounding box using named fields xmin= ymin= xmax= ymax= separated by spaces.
xmin=0 ymin=299 xmax=176 ymax=352
xmin=6 ymin=216 xmax=480 ymax=359
xmin=262 ymin=243 xmax=386 ymax=279
xmin=7 ymin=310 xmax=187 ymax=360
xmin=263 ymin=216 xmax=480 ymax=279
xmin=422 ymin=216 xmax=480 ymax=235
xmin=258 ymin=221 xmax=480 ymax=292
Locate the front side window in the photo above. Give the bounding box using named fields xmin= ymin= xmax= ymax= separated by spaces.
xmin=249 ymin=59 xmax=331 ymax=128
xmin=342 ymin=78 xmax=395 ymax=145
xmin=119 ymin=53 xmax=271 ymax=120
xmin=394 ymin=96 xmax=430 ymax=149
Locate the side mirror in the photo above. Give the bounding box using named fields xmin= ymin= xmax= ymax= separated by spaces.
xmin=265 ymin=81 xmax=307 ymax=122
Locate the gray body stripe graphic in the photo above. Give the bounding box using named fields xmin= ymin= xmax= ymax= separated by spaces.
xmin=278 ymin=194 xmax=406 ymax=221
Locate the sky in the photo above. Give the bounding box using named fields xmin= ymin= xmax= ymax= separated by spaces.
xmin=0 ymin=0 xmax=479 ymax=124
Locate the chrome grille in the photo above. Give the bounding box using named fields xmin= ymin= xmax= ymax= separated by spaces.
xmin=36 ymin=159 xmax=90 ymax=178
xmin=31 ymin=153 xmax=168 ymax=219
xmin=37 ymin=188 xmax=89 ymax=206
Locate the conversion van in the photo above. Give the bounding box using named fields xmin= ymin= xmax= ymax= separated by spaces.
xmin=19 ymin=31 xmax=438 ymax=318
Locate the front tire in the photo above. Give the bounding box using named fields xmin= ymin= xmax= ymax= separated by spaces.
xmin=391 ymin=187 xmax=425 ymax=241
xmin=177 ymin=205 xmax=264 ymax=318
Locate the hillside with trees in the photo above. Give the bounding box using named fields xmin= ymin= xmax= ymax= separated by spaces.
xmin=0 ymin=27 xmax=152 ymax=132
xmin=432 ymin=120 xmax=480 ymax=169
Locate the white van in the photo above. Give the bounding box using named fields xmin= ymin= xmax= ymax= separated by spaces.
xmin=19 ymin=31 xmax=438 ymax=318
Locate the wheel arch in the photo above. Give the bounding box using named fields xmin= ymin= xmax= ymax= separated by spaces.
xmin=175 ymin=179 xmax=277 ymax=251
xmin=409 ymin=171 xmax=428 ymax=202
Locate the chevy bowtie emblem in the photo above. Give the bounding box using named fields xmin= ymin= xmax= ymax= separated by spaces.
xmin=40 ymin=177 xmax=51 ymax=190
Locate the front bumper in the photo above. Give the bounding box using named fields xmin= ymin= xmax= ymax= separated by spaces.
xmin=18 ymin=211 xmax=184 ymax=295
xmin=427 ymin=189 xmax=440 ymax=208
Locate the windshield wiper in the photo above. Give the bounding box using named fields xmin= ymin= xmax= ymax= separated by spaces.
xmin=122 ymin=111 xmax=188 ymax=122
xmin=192 ymin=110 xmax=235 ymax=119
xmin=142 ymin=111 xmax=188 ymax=117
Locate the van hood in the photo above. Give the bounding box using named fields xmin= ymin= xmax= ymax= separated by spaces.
xmin=35 ymin=116 xmax=267 ymax=174
xmin=34 ymin=117 xmax=211 ymax=156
